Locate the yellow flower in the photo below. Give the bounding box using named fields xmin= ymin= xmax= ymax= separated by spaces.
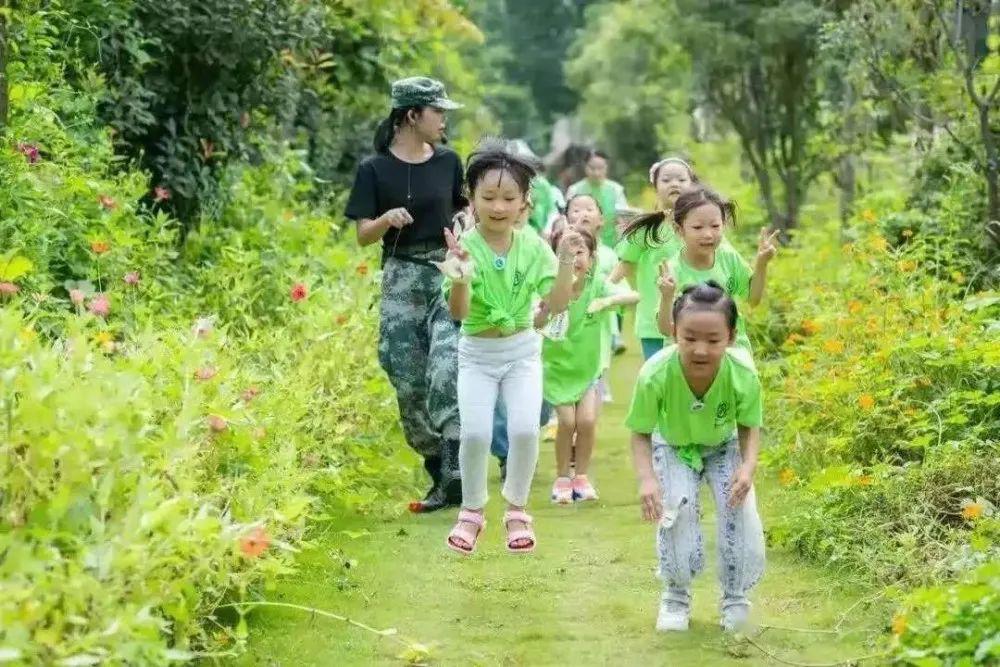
xmin=901 ymin=229 xmax=914 ymax=238
xmin=951 ymin=271 xmax=965 ymax=284
xmin=94 ymin=331 xmax=114 ymax=345
xmin=823 ymin=339 xmax=845 ymax=354
xmin=862 ymin=209 xmax=877 ymax=223
xmin=871 ymin=236 xmax=888 ymax=252
xmin=961 ymin=501 xmax=984 ymax=521
xmin=856 ymin=475 xmax=874 ymax=486
xmin=847 ymin=300 xmax=863 ymax=314
xmin=801 ymin=319 xmax=821 ymax=335
xmin=18 ymin=327 xmax=37 ymax=342
xmin=891 ymin=613 xmax=907 ymax=636
xmin=858 ymin=394 xmax=875 ymax=410
xmin=897 ymin=259 xmax=917 ymax=273
xmin=778 ymin=468 xmax=797 ymax=486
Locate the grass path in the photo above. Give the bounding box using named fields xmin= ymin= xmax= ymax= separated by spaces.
xmin=230 ymin=345 xmax=886 ymax=666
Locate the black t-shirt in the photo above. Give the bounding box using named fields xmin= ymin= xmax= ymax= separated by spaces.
xmin=344 ymin=146 xmax=466 ymax=250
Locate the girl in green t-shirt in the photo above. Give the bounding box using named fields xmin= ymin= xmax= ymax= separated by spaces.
xmin=538 ymin=227 xmax=638 ymax=504
xmin=616 ymin=157 xmax=698 ymax=360
xmin=655 ymin=187 xmax=779 ymax=353
xmin=435 ymin=139 xmax=585 ymax=556
xmin=626 ymin=281 xmax=766 ymax=633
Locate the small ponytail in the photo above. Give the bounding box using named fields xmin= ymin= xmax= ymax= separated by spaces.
xmin=672 ymin=280 xmax=738 ymax=331
xmin=621 ymin=210 xmax=671 ymax=247
xmin=373 ymin=106 xmax=424 ymax=154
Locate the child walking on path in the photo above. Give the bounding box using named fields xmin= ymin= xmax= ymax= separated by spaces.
xmin=627 ymin=282 xmax=766 ymax=633
xmin=656 ymin=187 xmax=779 ymax=353
xmin=616 ymin=158 xmax=696 ymax=360
xmin=437 ymin=140 xmax=585 ymax=555
xmin=540 ymin=227 xmax=639 ymax=504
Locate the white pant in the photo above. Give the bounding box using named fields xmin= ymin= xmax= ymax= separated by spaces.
xmin=458 ymin=330 xmax=542 ymax=509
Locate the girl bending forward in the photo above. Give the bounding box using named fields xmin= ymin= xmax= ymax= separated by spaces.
xmin=626 ymin=282 xmax=766 ymax=632
xmin=438 ymin=139 xmax=584 ymax=555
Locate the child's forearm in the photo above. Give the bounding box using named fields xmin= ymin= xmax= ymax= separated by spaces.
xmin=736 ymin=425 xmax=760 ymax=472
xmin=592 ymin=291 xmax=640 ymax=312
xmin=448 ymin=283 xmax=471 ymax=321
xmin=749 ymin=260 xmax=769 ymax=307
xmin=656 ymin=292 xmax=675 ymax=336
xmin=546 ymin=262 xmax=576 ymax=313
xmin=631 ymin=432 xmax=656 ymax=482
xmin=613 ymin=261 xmax=635 ymax=285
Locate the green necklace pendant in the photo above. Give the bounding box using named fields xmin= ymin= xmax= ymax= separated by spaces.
xmin=493 ymin=256 xmax=507 ymax=270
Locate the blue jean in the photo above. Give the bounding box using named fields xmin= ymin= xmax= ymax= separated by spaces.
xmin=492 ymin=397 xmax=552 ymax=460
xmin=641 ymin=337 xmax=665 ymax=360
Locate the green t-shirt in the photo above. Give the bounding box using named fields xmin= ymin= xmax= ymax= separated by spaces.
xmin=443 ymin=227 xmax=558 ymax=335
xmin=542 ymin=273 xmax=610 ymax=405
xmin=528 ymin=175 xmax=556 ymax=233
xmin=616 ymin=227 xmax=683 ymax=340
xmin=567 ymin=179 xmax=626 ymax=248
xmin=596 ymin=244 xmax=619 ymax=370
xmin=625 ymin=345 xmax=763 ymax=471
xmin=666 ymin=246 xmax=753 ymax=351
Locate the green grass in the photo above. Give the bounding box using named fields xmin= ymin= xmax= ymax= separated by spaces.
xmin=228 ymin=344 xmax=889 ymax=666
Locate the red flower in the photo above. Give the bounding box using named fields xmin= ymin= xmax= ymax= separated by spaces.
xmin=69 ymin=289 xmax=85 ymax=306
xmin=88 ymin=294 xmax=110 ymax=318
xmin=153 ymin=186 xmax=171 ymax=203
xmin=207 ymin=414 xmax=228 ymax=433
xmin=290 ymin=283 xmax=308 ymax=302
xmin=356 ymin=263 xmax=369 ymax=277
xmin=239 ymin=527 xmax=270 ymax=558
xmin=0 ymin=282 xmax=19 ymax=297
xmin=17 ymin=143 xmax=40 ymax=164
xmin=241 ymin=386 xmax=261 ymax=402
xmin=194 ymin=366 xmax=218 ymax=381
xmin=123 ymin=271 xmax=140 ymax=286
xmin=98 ymin=195 xmax=117 ymax=211
xmin=90 ymin=240 xmax=110 ymax=254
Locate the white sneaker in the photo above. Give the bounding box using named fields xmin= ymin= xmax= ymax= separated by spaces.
xmin=720 ymin=603 xmax=751 ymax=632
xmin=656 ymin=599 xmax=690 ymax=632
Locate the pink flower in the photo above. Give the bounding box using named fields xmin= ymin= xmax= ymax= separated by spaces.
xmin=17 ymin=143 xmax=40 ymax=164
xmin=207 ymin=415 xmax=228 ymax=433
xmin=69 ymin=289 xmax=86 ymax=306
xmin=88 ymin=293 xmax=110 ymax=317
xmin=290 ymin=283 xmax=308 ymax=302
xmin=153 ymin=186 xmax=171 ymax=203
xmin=0 ymin=282 xmax=19 ymax=297
xmin=98 ymin=195 xmax=117 ymax=211
xmin=123 ymin=271 xmax=140 ymax=286
xmin=194 ymin=366 xmax=218 ymax=381
xmin=241 ymin=386 xmax=261 ymax=402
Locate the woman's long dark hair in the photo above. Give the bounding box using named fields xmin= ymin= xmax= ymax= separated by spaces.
xmin=373 ymin=106 xmax=425 ymax=154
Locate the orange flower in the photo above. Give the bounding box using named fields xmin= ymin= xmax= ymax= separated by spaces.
xmin=861 ymin=209 xmax=876 ymax=223
xmin=239 ymin=527 xmax=270 ymax=558
xmin=847 ymin=300 xmax=863 ymax=314
xmin=335 ymin=314 xmax=349 ymax=325
xmin=891 ymin=613 xmax=907 ymax=636
xmin=801 ymin=319 xmax=821 ymax=335
xmin=823 ymin=339 xmax=845 ymax=354
xmin=90 ymin=240 xmax=110 ymax=254
xmin=98 ymin=195 xmax=117 ymax=210
xmin=961 ymin=501 xmax=984 ymax=521
xmin=778 ymin=468 xmax=797 ymax=486
xmin=356 ymin=263 xmax=369 ymax=277
xmin=856 ymin=475 xmax=874 ymax=486
xmin=858 ymin=394 xmax=875 ymax=410
xmin=784 ymin=333 xmax=803 ymax=346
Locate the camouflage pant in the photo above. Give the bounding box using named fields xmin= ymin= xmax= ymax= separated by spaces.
xmin=377 ymin=249 xmax=461 ymax=480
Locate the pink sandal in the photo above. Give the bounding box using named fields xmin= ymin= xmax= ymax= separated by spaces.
xmin=503 ymin=510 xmax=536 ymax=554
xmin=446 ymin=509 xmax=485 ymax=555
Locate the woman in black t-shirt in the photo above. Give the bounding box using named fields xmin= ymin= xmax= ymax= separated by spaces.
xmin=345 ymin=76 xmax=466 ymax=513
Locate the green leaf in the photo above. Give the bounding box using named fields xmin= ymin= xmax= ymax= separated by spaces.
xmin=0 ymin=255 xmax=33 ymax=281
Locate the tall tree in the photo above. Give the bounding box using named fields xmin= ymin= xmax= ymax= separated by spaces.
xmin=0 ymin=3 xmax=8 ymax=132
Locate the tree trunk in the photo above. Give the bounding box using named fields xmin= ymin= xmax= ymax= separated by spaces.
xmin=837 ymin=154 xmax=857 ymax=236
xmin=979 ymin=100 xmax=1000 ymax=252
xmin=0 ymin=9 xmax=8 ymax=133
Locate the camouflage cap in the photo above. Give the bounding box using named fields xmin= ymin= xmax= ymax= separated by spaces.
xmin=390 ymin=76 xmax=462 ymax=110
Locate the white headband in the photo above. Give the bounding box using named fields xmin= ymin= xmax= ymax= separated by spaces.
xmin=649 ymin=157 xmax=692 ymax=184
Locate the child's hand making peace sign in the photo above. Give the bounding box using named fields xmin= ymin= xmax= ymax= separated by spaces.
xmin=755 ymin=227 xmax=781 ymax=265
xmin=657 ymin=261 xmax=677 ymax=299
xmin=432 ymin=222 xmax=476 ymax=284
